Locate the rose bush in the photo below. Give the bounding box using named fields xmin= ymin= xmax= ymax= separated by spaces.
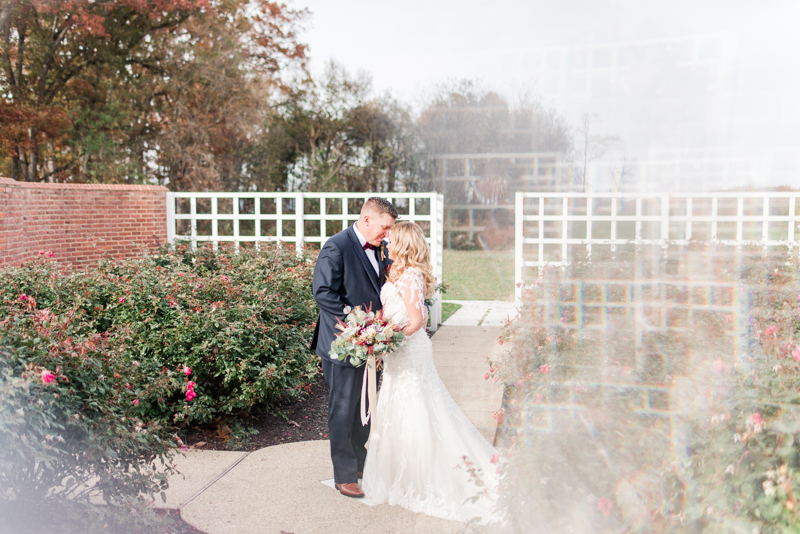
xmin=0 ymin=242 xmax=319 ymax=529
xmin=0 ymin=305 xmax=177 ymax=531
xmin=0 ymin=242 xmax=319 ymax=426
xmin=491 ymin=247 xmax=800 ymax=533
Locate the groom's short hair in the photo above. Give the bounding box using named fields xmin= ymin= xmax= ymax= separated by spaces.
xmin=361 ymin=197 xmax=398 ymax=219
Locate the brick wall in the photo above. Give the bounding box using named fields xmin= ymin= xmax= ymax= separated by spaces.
xmin=0 ymin=177 xmax=169 ymax=267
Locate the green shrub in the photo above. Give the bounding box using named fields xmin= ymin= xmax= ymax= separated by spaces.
xmin=0 ymin=306 xmax=176 ymax=532
xmin=0 ymin=243 xmax=319 ymax=529
xmin=0 ymin=243 xmax=319 ymax=427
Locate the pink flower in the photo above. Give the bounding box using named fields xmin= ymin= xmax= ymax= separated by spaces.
xmin=133 ymin=399 xmax=139 ymax=406
xmin=749 ymin=412 xmax=765 ymax=425
xmin=765 ymin=325 xmax=779 ymax=336
xmin=119 ymin=297 xmax=125 ymax=303
xmin=169 ymin=300 xmax=175 ymax=306
xmin=186 ymin=390 xmax=197 ymax=402
xmin=792 ymin=346 xmax=800 ymax=362
xmin=484 ymin=373 xmax=490 ymax=380
xmin=490 ymin=453 xmax=500 ymax=464
xmin=41 ymin=369 xmax=55 ymax=384
xmin=47 ymin=251 xmax=53 ymax=258
xmin=187 ymin=381 xmax=195 ymax=390
xmin=712 ymin=359 xmax=729 ymax=373
xmin=221 ymin=275 xmax=228 ymax=282
xmin=184 ymin=366 xmax=192 ymax=376
xmin=125 ymin=383 xmax=131 ymax=389
xmin=38 ymin=250 xmax=45 ymax=255
xmin=20 ymin=294 xmax=27 ymax=301
xmin=539 ymin=364 xmax=549 ymax=375
xmin=177 ymin=272 xmax=184 ymax=277
xmin=597 ymin=497 xmax=613 ymax=516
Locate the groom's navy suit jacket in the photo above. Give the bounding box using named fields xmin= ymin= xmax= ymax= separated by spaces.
xmin=311 ymin=225 xmax=390 ymax=367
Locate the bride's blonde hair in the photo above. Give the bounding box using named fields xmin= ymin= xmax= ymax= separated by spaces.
xmin=387 ymin=222 xmax=435 ymax=299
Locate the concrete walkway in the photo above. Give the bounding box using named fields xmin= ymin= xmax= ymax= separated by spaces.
xmin=160 ymin=321 xmax=505 ymax=534
xmin=442 ymin=300 xmax=517 ymax=327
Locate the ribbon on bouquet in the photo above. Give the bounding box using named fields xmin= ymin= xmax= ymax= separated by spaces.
xmin=360 ymin=347 xmax=378 ymax=426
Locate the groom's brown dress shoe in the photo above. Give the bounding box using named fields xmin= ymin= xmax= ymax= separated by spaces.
xmin=358 ymin=471 xmax=363 ymax=478
xmin=335 ymin=483 xmax=365 ymax=498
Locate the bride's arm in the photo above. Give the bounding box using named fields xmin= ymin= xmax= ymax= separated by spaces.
xmin=397 ymin=271 xmax=426 ymax=336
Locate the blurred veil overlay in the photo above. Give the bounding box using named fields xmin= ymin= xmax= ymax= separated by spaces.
xmin=491 ymin=240 xmax=800 ymax=532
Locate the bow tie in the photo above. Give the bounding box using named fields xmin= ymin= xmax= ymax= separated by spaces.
xmin=363 ymin=243 xmax=378 ymax=251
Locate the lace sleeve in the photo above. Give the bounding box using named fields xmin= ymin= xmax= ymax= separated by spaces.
xmin=397 ymin=269 xmax=428 ymax=325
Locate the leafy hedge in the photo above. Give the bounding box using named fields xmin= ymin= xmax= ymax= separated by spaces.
xmin=0 ymin=243 xmax=319 ymax=529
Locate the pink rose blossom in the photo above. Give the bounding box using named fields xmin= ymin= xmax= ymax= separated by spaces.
xmin=490 ymin=453 xmax=500 ymax=464
xmin=119 ymin=297 xmax=125 ymax=303
xmin=187 ymin=381 xmax=195 ymax=390
xmin=177 ymin=272 xmax=184 ymax=277
xmin=484 ymin=373 xmax=490 ymax=380
xmin=749 ymin=412 xmax=765 ymax=425
xmin=186 ymin=390 xmax=197 ymax=402
xmin=597 ymin=497 xmax=613 ymax=516
xmin=133 ymin=399 xmax=139 ymax=406
xmin=792 ymin=346 xmax=800 ymax=362
xmin=539 ymin=364 xmax=549 ymax=374
xmin=41 ymin=369 xmax=55 ymax=384
xmin=184 ymin=366 xmax=192 ymax=376
xmin=20 ymin=294 xmax=27 ymax=301
xmin=38 ymin=250 xmax=45 ymax=255
xmin=221 ymin=275 xmax=228 ymax=282
xmin=712 ymin=359 xmax=729 ymax=373
xmin=47 ymin=251 xmax=53 ymax=257
xmin=765 ymin=325 xmax=779 ymax=336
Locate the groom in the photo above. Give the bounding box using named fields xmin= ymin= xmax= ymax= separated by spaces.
xmin=311 ymin=197 xmax=397 ymax=498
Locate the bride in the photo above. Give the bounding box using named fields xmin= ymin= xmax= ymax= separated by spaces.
xmin=362 ymin=221 xmax=500 ymax=524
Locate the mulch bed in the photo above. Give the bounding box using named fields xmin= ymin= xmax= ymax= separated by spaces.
xmin=184 ymin=373 xmax=330 ymax=451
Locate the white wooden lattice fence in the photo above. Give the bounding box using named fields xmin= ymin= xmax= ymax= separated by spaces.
xmin=515 ymin=192 xmax=800 ymax=303
xmin=166 ymin=192 xmax=445 ymax=330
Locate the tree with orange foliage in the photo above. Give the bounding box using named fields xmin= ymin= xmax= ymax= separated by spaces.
xmin=0 ymin=0 xmax=306 ymax=185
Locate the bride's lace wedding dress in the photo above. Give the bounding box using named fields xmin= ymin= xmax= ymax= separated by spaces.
xmin=362 ymin=267 xmax=500 ymax=523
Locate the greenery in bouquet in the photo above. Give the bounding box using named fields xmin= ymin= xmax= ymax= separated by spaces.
xmin=328 ymin=305 xmax=405 ymax=367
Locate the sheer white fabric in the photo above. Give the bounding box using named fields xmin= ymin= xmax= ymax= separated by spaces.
xmin=362 ymin=267 xmax=500 ymax=523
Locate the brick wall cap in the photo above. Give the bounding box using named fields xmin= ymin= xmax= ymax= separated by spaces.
xmin=0 ymin=177 xmax=169 ymax=192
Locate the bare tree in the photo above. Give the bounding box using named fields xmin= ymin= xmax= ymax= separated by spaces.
xmin=609 ymin=144 xmax=634 ymax=192
xmin=572 ymin=113 xmax=621 ymax=192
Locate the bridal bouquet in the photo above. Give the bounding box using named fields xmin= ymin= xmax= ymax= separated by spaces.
xmin=329 ymin=305 xmax=404 ymax=425
xmin=328 ymin=305 xmax=405 ymax=367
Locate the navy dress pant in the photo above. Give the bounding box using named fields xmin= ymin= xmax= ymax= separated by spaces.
xmin=321 ymin=359 xmax=378 ymax=484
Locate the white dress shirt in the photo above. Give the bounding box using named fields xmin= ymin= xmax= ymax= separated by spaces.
xmin=353 ymin=223 xmax=380 ymax=275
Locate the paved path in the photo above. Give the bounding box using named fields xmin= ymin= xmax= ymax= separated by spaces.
xmin=159 ymin=320 xmax=505 ymax=534
xmin=442 ymin=300 xmax=517 ymax=327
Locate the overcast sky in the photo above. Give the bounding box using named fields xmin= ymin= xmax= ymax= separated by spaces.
xmin=296 ymin=0 xmax=799 ymax=102
xmin=294 ymin=1 xmax=800 ymax=190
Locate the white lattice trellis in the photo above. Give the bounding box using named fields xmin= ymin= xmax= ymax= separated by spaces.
xmin=166 ymin=192 xmax=445 ymax=330
xmin=515 ymin=192 xmax=800 ymax=303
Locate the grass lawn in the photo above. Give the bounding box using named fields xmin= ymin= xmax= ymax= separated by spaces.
xmin=442 ymin=249 xmax=515 ymax=301
xmin=441 ymin=302 xmax=462 ymax=322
